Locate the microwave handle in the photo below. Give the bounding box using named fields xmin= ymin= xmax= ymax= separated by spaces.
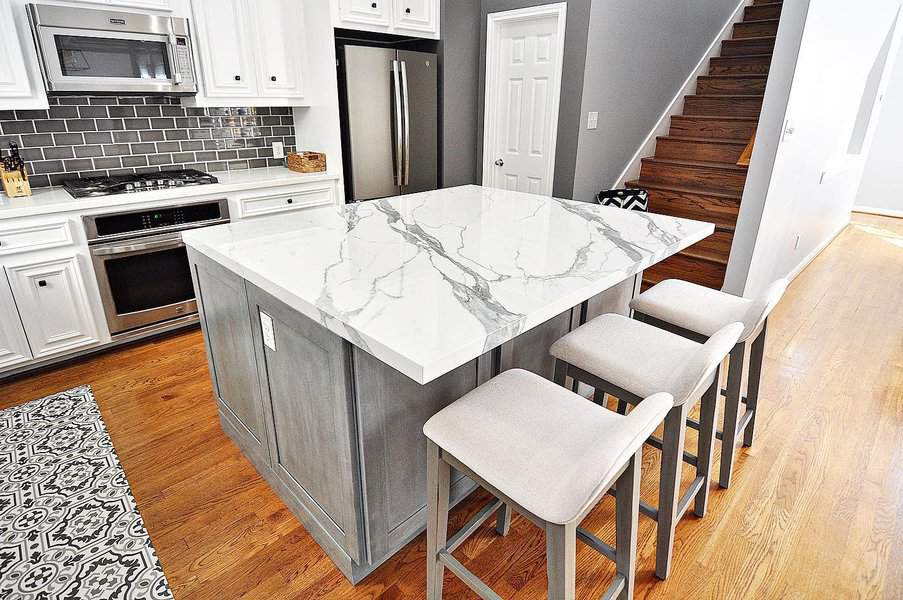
xmin=167 ymin=23 xmax=183 ymax=85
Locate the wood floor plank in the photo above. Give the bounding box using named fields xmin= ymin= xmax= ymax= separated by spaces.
xmin=1 ymin=214 xmax=901 ymax=599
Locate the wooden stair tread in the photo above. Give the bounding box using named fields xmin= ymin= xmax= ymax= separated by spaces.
xmin=672 ymin=114 xmax=758 ymax=122
xmin=625 ymin=179 xmax=742 ymax=201
xmin=640 ymin=157 xmax=749 ymax=172
xmin=712 ymin=53 xmax=774 ymax=59
xmin=725 ymin=35 xmax=776 ymax=42
xmin=657 ymin=135 xmax=749 ymax=146
xmin=680 ymin=247 xmax=729 ymax=265
xmin=699 ymin=74 xmax=769 ymax=79
xmin=738 ymin=18 xmax=780 ymax=25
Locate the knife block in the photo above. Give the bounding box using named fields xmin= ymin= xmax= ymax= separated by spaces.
xmin=1 ymin=165 xmax=31 ymax=198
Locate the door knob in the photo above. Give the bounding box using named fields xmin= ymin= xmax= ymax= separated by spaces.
xmin=494 ymin=158 xmax=504 ymax=167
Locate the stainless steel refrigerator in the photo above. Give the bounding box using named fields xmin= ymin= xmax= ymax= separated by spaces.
xmin=339 ymin=45 xmax=438 ymax=202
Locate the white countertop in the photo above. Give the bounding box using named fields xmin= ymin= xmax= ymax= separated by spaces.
xmin=0 ymin=167 xmax=340 ymax=220
xmin=184 ymin=185 xmax=715 ymax=384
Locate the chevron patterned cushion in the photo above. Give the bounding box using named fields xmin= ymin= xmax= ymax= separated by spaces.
xmin=596 ymin=188 xmax=649 ymax=212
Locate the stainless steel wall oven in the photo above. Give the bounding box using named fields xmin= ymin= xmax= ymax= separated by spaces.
xmin=84 ymin=199 xmax=229 ymax=340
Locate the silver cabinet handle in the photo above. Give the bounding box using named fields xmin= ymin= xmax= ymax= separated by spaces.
xmin=494 ymin=158 xmax=504 ymax=167
xmin=400 ymin=60 xmax=411 ymax=186
xmin=392 ymin=60 xmax=403 ymax=187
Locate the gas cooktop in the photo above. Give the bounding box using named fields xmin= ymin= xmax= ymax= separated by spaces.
xmin=62 ymin=169 xmax=219 ymax=198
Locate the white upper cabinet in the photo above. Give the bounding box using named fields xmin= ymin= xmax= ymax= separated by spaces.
xmin=5 ymin=254 xmax=100 ymax=360
xmin=0 ymin=2 xmax=48 ymax=109
xmin=333 ymin=0 xmax=439 ymax=39
xmin=192 ymin=0 xmax=258 ymax=98
xmin=253 ymin=0 xmax=306 ymax=98
xmin=393 ymin=0 xmax=437 ymax=35
xmin=0 ymin=272 xmax=32 ymax=371
xmin=188 ymin=0 xmax=308 ymax=105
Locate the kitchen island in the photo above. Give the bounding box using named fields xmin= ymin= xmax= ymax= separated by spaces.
xmin=182 ymin=184 xmax=714 ymax=582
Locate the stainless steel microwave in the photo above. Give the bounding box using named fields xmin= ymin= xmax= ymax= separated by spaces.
xmin=27 ymin=3 xmax=198 ymax=95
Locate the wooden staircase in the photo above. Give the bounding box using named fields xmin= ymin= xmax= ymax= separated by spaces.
xmin=628 ymin=0 xmax=783 ymax=290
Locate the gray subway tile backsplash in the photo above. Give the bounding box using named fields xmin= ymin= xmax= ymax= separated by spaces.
xmin=0 ymin=96 xmax=295 ymax=187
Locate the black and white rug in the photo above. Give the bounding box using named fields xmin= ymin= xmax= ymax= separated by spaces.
xmin=0 ymin=385 xmax=173 ymax=600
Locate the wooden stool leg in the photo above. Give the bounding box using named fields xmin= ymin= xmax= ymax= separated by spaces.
xmin=495 ymin=502 xmax=512 ymax=536
xmin=426 ymin=440 xmax=450 ymax=600
xmin=743 ymin=322 xmax=767 ymax=447
xmin=719 ymin=342 xmax=746 ymax=489
xmin=655 ymin=402 xmax=688 ymax=580
xmin=546 ymin=522 xmax=577 ymax=600
xmin=694 ymin=371 xmax=720 ymax=517
xmin=615 ymin=449 xmax=641 ymax=600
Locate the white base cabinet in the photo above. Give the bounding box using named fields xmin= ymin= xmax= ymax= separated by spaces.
xmin=332 ymin=0 xmax=439 ymax=39
xmin=0 ymin=273 xmax=32 ymax=370
xmin=5 ymin=254 xmax=100 ymax=360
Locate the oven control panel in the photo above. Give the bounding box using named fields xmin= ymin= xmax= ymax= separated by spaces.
xmin=86 ymin=199 xmax=230 ymax=242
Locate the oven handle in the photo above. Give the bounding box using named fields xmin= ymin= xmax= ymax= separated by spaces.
xmin=92 ymin=234 xmax=183 ymax=256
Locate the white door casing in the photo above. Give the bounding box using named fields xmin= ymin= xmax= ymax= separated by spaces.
xmin=482 ymin=3 xmax=566 ymax=196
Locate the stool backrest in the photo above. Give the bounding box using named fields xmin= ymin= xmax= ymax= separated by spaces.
xmin=741 ymin=278 xmax=789 ymax=340
xmin=667 ymin=321 xmax=744 ymax=405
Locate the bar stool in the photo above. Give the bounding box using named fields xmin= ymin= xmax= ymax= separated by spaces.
xmin=630 ymin=278 xmax=788 ymax=488
xmin=550 ymin=314 xmax=743 ymax=580
xmin=423 ymin=369 xmax=673 ymax=600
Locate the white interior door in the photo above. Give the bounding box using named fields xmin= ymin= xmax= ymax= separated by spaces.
xmin=482 ymin=3 xmax=566 ymax=196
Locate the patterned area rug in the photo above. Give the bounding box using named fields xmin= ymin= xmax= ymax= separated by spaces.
xmin=0 ymin=385 xmax=173 ymax=600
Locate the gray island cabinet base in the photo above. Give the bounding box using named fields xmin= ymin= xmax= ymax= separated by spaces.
xmin=188 ymin=248 xmax=637 ymax=583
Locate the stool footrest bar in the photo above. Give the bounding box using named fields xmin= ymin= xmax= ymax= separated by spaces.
xmin=736 ymin=409 xmax=754 ymax=437
xmin=600 ymin=574 xmax=627 ymax=600
xmin=646 ymin=434 xmax=698 ymax=467
xmin=446 ymin=499 xmax=504 ymax=554
xmin=607 ymin=488 xmax=658 ymax=520
xmin=438 ymin=550 xmax=503 ymax=600
xmin=576 ymin=527 xmax=617 ymax=563
xmin=677 ymin=475 xmax=706 ymax=521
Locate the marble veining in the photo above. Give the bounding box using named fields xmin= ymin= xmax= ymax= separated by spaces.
xmin=183 ymin=185 xmax=714 ymax=383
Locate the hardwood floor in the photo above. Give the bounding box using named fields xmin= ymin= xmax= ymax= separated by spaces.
xmin=2 ymin=213 xmax=901 ymax=599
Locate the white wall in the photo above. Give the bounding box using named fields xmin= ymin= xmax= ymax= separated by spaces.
xmin=854 ymin=41 xmax=903 ymax=217
xmin=725 ymin=0 xmax=903 ymax=296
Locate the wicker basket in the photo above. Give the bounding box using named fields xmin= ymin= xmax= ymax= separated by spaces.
xmin=287 ymin=151 xmax=327 ymax=173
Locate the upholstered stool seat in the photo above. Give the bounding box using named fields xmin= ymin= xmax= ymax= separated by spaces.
xmin=630 ymin=278 xmax=789 ymax=488
xmin=424 ymin=369 xmax=673 ymax=600
xmin=550 ymin=313 xmax=743 ymax=580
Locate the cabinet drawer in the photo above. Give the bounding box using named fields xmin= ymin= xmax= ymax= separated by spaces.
xmin=0 ymin=221 xmax=72 ymax=255
xmin=238 ymin=184 xmax=334 ymax=218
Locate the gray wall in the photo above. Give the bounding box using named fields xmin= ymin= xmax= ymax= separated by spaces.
xmin=440 ymin=0 xmax=482 ymax=187
xmin=477 ymin=0 xmax=591 ymax=198
xmin=571 ymin=0 xmax=741 ymax=201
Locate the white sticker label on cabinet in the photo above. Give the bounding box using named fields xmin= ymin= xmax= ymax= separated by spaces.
xmin=260 ymin=311 xmax=276 ymax=351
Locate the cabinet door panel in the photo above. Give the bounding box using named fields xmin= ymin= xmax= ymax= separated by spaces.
xmin=393 ymin=0 xmax=437 ymax=36
xmin=0 ymin=271 xmax=32 ymax=371
xmin=192 ymin=0 xmax=257 ymax=97
xmin=339 ymin=0 xmax=391 ymax=27
xmin=191 ymin=253 xmax=269 ymax=466
xmin=6 ymin=255 xmax=99 ymax=359
xmin=0 ymin=2 xmax=38 ymax=100
xmin=253 ymin=0 xmax=305 ymax=98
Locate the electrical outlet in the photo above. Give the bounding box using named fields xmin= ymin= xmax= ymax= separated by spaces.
xmin=260 ymin=311 xmax=276 ymax=351
xmin=794 ymin=234 xmax=801 ymax=250
xmin=587 ymin=111 xmax=599 ymax=130
xmin=272 ymin=141 xmax=285 ymax=159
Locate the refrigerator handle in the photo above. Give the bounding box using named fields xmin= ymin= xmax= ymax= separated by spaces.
xmin=392 ymin=60 xmax=403 ymax=187
xmin=400 ymin=60 xmax=411 ymax=187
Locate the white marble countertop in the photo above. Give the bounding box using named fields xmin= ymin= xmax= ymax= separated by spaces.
xmin=0 ymin=167 xmax=340 ymax=220
xmin=184 ymin=185 xmax=715 ymax=384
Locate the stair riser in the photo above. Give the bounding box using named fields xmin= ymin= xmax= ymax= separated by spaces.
xmin=697 ymin=76 xmax=768 ymax=95
xmin=694 ymin=230 xmax=734 ymax=258
xmin=721 ymin=37 xmax=775 ymax=56
xmin=670 ymin=116 xmax=758 ymax=140
xmin=655 ymin=138 xmax=747 ymax=163
xmin=734 ymin=20 xmax=779 ymax=39
xmin=644 ymin=254 xmax=726 ymax=290
xmin=684 ymin=96 xmax=763 ymax=117
xmin=640 ymin=161 xmax=748 ymax=194
xmin=710 ymin=56 xmax=771 ymax=75
xmin=745 ymin=4 xmax=782 ymax=20
xmin=630 ymin=186 xmax=740 ymax=229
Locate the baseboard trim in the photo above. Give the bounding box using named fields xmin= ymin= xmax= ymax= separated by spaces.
xmin=787 ymin=221 xmax=848 ymax=282
xmin=611 ymin=0 xmax=752 ymax=188
xmin=852 ymin=206 xmax=903 ymax=218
